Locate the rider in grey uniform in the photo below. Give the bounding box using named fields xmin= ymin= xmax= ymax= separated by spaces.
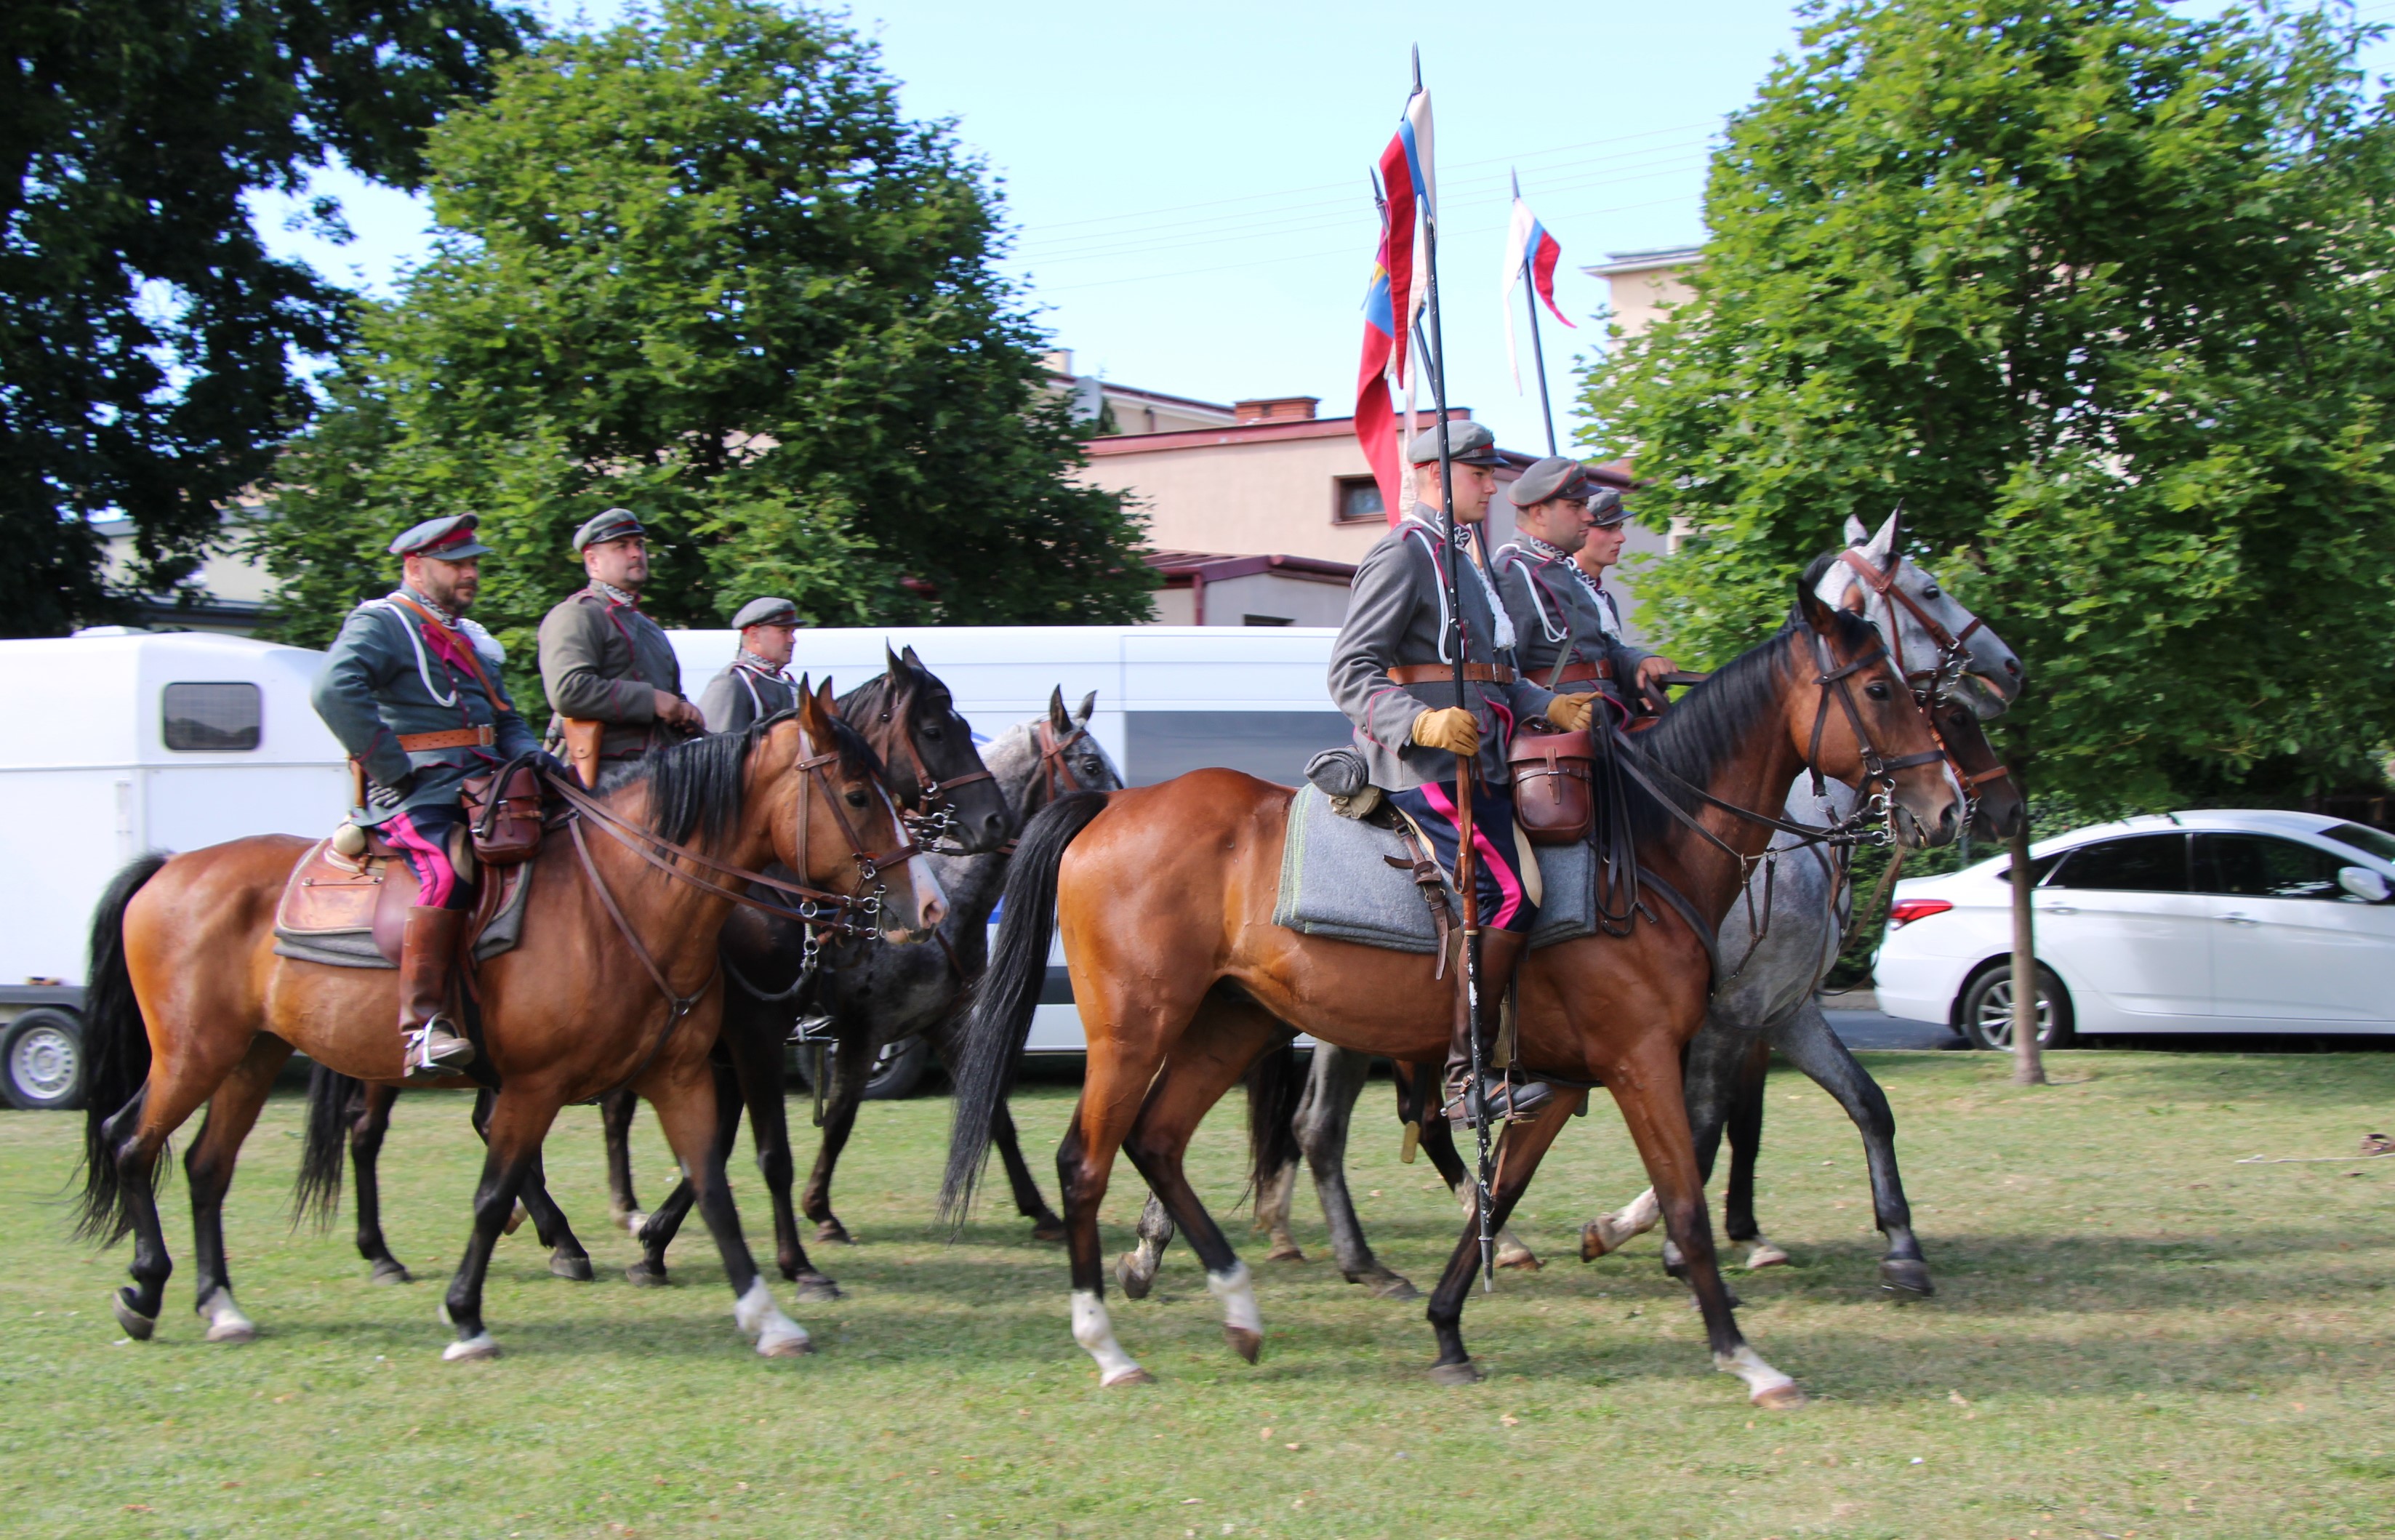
xmin=537 ymin=508 xmax=703 ymax=787
xmin=699 ymin=595 xmax=801 ymax=734
xmin=1491 ymin=458 xmax=1675 ymax=715
xmin=1328 ymin=423 xmax=1597 ymax=1126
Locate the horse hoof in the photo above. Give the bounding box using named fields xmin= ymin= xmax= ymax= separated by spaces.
xmin=757 ymin=1331 xmax=815 ymax=1359
xmin=814 ymin=1219 xmax=853 ymax=1246
xmin=1579 ymin=1219 xmax=1621 ymax=1262
xmin=502 ymin=1201 xmax=528 ymax=1237
xmin=1495 ymin=1249 xmax=1542 ymax=1272
xmin=198 ymin=1292 xmax=257 ymax=1344
xmin=442 ymin=1332 xmax=501 ymax=1363
xmin=791 ymin=1275 xmax=842 ymax=1305
xmin=625 ymin=1260 xmax=669 ymax=1288
xmin=1428 ymin=1360 xmax=1484 ymax=1387
xmin=1031 ymin=1219 xmax=1067 ymax=1245
xmin=1365 ymin=1273 xmax=1420 ymax=1302
xmin=1879 ymin=1258 xmax=1935 ymax=1296
xmin=1116 ymin=1255 xmax=1155 ymax=1300
xmin=1746 ymin=1242 xmax=1792 ymax=1270
xmin=1751 ymin=1381 xmax=1806 ymax=1411
xmin=1224 ymin=1326 xmax=1261 ymax=1364
xmin=550 ymin=1251 xmax=595 ymax=1282
xmin=1099 ymin=1365 xmax=1155 ymax=1387
xmin=1265 ymin=1243 xmax=1306 ymax=1263
xmin=205 ymin=1318 xmax=257 ymax=1344
xmin=111 ymin=1290 xmax=156 ymax=1341
xmin=369 ymin=1259 xmax=414 ymax=1286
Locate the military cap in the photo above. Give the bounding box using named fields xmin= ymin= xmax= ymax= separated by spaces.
xmin=1506 ymin=455 xmax=1596 ymax=508
xmin=1586 ymin=487 xmax=1632 ymax=527
xmin=731 ymin=595 xmax=798 ymax=630
xmin=571 ymin=507 xmax=646 ymax=553
xmin=1405 ymin=420 xmax=1502 ymax=468
xmin=389 ymin=513 xmax=493 ymax=561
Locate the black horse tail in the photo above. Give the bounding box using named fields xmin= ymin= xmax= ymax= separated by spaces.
xmin=1241 ymin=1035 xmax=1306 ymax=1210
xmin=292 ymin=1062 xmax=362 ymax=1230
xmin=73 ymin=853 xmax=170 ymax=1245
xmin=939 ymin=790 xmax=1110 ymax=1227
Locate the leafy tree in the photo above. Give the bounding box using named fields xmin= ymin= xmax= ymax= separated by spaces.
xmin=252 ymin=0 xmax=1155 ymax=659
xmin=1582 ymin=0 xmax=2395 ymax=817
xmin=2 ymin=0 xmax=532 ymax=636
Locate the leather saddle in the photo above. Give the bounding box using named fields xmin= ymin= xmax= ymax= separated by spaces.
xmin=274 ymin=830 xmax=527 ymax=966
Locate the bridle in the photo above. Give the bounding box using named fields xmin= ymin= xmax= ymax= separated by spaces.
xmin=992 ymin=715 xmax=1103 ymax=857
xmin=873 ymin=671 xmax=998 ymax=855
xmin=1836 ymin=548 xmax=1986 ymax=698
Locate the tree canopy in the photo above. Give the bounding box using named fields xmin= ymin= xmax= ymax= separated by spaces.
xmin=2 ymin=0 xmax=533 ymax=636
xmin=253 ymin=0 xmax=1155 ymax=657
xmin=1581 ymin=0 xmax=2395 ymax=812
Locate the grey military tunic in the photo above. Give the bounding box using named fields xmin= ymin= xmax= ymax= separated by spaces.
xmin=1491 ymin=537 xmax=1653 ymax=704
xmin=699 ymin=652 xmax=799 ymax=734
xmin=537 ymin=587 xmax=689 ymax=769
xmin=311 ymin=587 xmax=542 ymax=825
xmin=1328 ymin=508 xmax=1557 ymax=791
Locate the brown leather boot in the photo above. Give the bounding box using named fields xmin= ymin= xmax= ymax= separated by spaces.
xmin=398 ymin=907 xmax=475 ymax=1080
xmin=1443 ymin=928 xmax=1549 ymax=1128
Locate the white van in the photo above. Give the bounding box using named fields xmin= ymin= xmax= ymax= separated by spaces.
xmin=0 ymin=632 xmax=350 ymax=1107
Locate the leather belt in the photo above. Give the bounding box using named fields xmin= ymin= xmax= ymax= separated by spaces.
xmin=1387 ymin=662 xmax=1516 ymax=686
xmin=1548 ymin=659 xmax=1613 ymax=684
xmin=399 ymin=726 xmax=495 ymax=752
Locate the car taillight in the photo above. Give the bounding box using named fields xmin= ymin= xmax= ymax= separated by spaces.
xmin=1886 ymin=898 xmax=1954 ymax=929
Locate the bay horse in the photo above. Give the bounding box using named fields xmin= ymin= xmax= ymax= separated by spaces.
xmin=622 ymin=686 xmax=1123 ymax=1286
xmin=942 ymin=578 xmax=1963 ymax=1403
xmin=75 ymin=689 xmax=940 ymax=1361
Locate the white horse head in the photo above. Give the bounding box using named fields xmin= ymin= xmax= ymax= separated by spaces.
xmin=1817 ymin=510 xmax=2024 ymax=719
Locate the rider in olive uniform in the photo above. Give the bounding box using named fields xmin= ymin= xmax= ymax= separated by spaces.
xmin=699 ymin=595 xmax=802 ymax=734
xmin=1491 ymin=458 xmax=1673 ymax=716
xmin=1328 ymin=424 xmax=1597 ymax=1127
xmin=537 ymin=508 xmax=702 ymax=786
xmin=310 ymin=514 xmax=542 ymax=1078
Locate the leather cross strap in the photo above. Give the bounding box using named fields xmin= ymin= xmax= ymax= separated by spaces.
xmin=386 ymin=593 xmax=515 ymax=713
xmin=399 ymin=726 xmax=494 ymax=752
xmin=1387 ymin=662 xmax=1516 ymax=686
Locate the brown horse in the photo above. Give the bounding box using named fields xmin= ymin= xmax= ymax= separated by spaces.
xmin=73 ymin=689 xmax=940 ymax=1361
xmin=942 ymin=579 xmax=1962 ymax=1404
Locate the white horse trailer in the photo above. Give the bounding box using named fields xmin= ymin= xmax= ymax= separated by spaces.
xmin=0 ymin=632 xmax=350 ymax=1108
xmin=667 ymin=626 xmax=1347 ymax=1055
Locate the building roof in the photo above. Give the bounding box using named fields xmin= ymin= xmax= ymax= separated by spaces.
xmin=1586 ymin=245 xmax=1704 ymax=277
xmin=1145 ymin=550 xmax=1357 ymax=585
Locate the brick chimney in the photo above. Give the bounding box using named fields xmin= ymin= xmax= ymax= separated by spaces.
xmin=1233 ymin=396 xmax=1320 ymax=423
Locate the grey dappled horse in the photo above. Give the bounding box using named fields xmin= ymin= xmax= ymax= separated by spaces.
xmin=1118 ymin=514 xmax=2023 ymax=1300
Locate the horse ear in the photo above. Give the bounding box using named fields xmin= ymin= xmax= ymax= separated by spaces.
xmin=885 ymin=641 xmax=906 ymax=676
xmin=1048 ymin=685 xmax=1071 ymax=733
xmin=1872 ymin=507 xmax=1903 ymax=572
xmin=816 ymin=676 xmax=838 ymax=715
xmin=1797 ymin=577 xmax=1840 ymax=636
xmin=901 ymin=643 xmax=923 ymax=669
xmin=1842 ymin=514 xmax=1871 ymax=546
xmin=1075 ymin=690 xmax=1097 ymax=725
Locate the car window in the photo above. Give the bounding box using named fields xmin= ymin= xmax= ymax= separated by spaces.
xmin=1993 ymin=852 xmax=2066 ymax=886
xmin=2196 ymin=833 xmax=2351 ymax=901
xmin=2045 ymin=833 xmax=2189 ymax=892
xmin=2322 ymin=822 xmax=2395 ymax=865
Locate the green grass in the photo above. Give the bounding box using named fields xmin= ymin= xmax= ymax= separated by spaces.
xmin=4 ymin=1051 xmax=2394 ymax=1539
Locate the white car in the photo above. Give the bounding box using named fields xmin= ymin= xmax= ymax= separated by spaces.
xmin=1873 ymin=809 xmax=2395 ymax=1047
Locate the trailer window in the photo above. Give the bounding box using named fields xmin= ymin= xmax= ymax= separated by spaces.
xmin=163 ymin=682 xmax=262 ymax=751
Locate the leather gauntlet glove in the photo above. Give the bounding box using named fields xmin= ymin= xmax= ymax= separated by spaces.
xmin=1544 ymin=693 xmax=1597 ymax=732
xmin=1411 ymin=707 xmax=1481 ymax=758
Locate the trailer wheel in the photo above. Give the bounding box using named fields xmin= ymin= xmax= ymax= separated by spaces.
xmin=2 ymin=1008 xmax=85 ymax=1110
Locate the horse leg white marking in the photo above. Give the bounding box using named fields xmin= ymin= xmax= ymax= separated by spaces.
xmin=1715 ymin=1344 xmax=1803 ymax=1408
xmin=196 ymin=1286 xmax=256 ymax=1344
xmin=1208 ymin=1261 xmax=1263 ymax=1359
xmin=734 ymin=1275 xmax=813 ymax=1357
xmin=1745 ymin=1238 xmax=1792 ymax=1270
xmin=1072 ymin=1290 xmax=1149 ymax=1385
xmin=442 ymin=1331 xmax=500 ymax=1362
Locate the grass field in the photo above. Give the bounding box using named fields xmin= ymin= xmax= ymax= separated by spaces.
xmin=4 ymin=1051 xmax=2393 ymax=1539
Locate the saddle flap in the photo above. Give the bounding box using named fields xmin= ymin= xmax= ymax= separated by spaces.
xmin=276 ymin=837 xmax=415 ymax=939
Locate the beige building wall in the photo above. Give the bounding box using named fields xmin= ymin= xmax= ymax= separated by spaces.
xmin=1586 ymin=246 xmax=1701 ymax=341
xmin=1083 ymin=424 xmax=1397 ymax=566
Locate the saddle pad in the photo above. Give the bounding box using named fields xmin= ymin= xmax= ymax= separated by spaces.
xmin=272 ymin=838 xmax=532 ymax=970
xmin=1271 ymin=787 xmax=1594 ymax=955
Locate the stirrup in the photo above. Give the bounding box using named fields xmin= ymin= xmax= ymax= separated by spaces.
xmin=404 ymin=1021 xmax=476 ymax=1080
xmin=1443 ymin=1073 xmax=1551 ymax=1131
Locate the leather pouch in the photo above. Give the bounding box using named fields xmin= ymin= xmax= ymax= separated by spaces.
xmin=461 ymin=764 xmax=544 ymax=866
xmin=1507 ymin=723 xmax=1596 ymax=846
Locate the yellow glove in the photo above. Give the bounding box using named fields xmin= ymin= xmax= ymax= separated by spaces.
xmin=1544 ymin=692 xmax=1597 ymax=732
xmin=1411 ymin=707 xmax=1481 ymax=757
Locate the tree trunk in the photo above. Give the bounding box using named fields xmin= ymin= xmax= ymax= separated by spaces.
xmin=2007 ymin=817 xmax=2046 ymax=1086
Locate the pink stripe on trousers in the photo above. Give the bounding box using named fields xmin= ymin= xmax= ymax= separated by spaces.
xmin=380 ymin=809 xmax=458 ymax=909
xmin=1414 ymin=781 xmax=1526 ymax=929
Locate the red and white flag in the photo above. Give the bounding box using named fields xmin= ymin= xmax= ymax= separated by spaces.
xmin=1502 ymin=189 xmax=1574 ymax=390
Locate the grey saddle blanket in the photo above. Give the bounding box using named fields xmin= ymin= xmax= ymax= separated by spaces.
xmin=1272 ymin=786 xmax=1594 ymax=954
xmin=271 ymin=863 xmax=534 ymax=971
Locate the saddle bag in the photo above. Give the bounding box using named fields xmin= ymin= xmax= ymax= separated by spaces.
xmin=1507 ymin=722 xmax=1596 ymax=846
xmin=461 ymin=763 xmax=545 ymax=866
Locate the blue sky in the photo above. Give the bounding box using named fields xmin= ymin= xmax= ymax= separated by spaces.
xmin=253 ymin=1 xmax=2395 ymax=458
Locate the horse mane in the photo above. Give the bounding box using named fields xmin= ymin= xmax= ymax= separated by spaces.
xmin=627 ymin=710 xmax=885 ymax=849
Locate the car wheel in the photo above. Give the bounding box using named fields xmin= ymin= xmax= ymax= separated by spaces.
xmin=791 ymin=1034 xmax=934 ymax=1101
xmin=2 ymin=1009 xmax=86 ymax=1110
xmin=1957 ymin=963 xmax=2074 ymax=1051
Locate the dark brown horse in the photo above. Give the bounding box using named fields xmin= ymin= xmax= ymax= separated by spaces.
xmin=74 ymin=690 xmax=938 ymax=1360
xmin=942 ymin=580 xmax=1962 ymax=1404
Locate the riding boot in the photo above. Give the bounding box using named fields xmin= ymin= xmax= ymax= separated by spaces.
xmin=1443 ymin=928 xmax=1549 ymax=1128
xmin=398 ymin=907 xmax=476 ymax=1080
